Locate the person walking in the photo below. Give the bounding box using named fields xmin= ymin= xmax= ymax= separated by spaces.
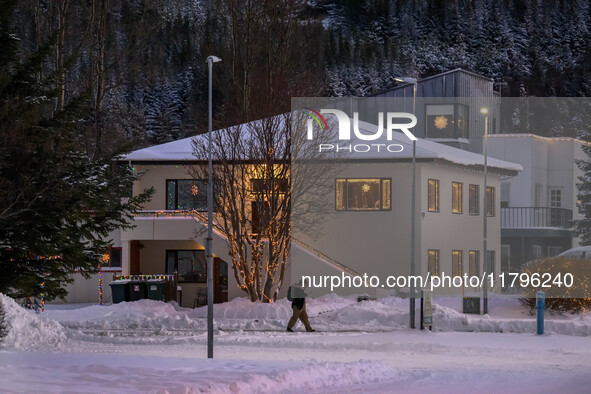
xmin=286 ymin=281 xmax=315 ymax=332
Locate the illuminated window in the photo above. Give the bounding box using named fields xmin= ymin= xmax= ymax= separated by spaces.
xmin=428 ymin=249 xmax=439 ymax=276
xmin=335 ymin=178 xmax=391 ymax=211
xmin=469 ymin=184 xmax=479 ymax=215
xmin=452 ymin=182 xmax=463 ymax=214
xmin=428 ymin=179 xmax=439 ymax=212
xmin=251 ymin=178 xmax=288 ymax=195
xmin=101 ymin=247 xmax=122 ymax=268
xmin=425 ymin=104 xmax=469 ymax=139
xmin=486 ymin=186 xmax=495 ymax=216
xmin=469 ymin=250 xmax=479 ymax=277
xmin=166 ymin=179 xmax=219 ymax=211
xmin=452 ymin=250 xmax=463 ymax=277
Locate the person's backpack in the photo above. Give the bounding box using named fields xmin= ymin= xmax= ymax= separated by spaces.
xmin=287 ymin=286 xmax=293 ymax=301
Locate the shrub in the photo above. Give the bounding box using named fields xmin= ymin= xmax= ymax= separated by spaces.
xmin=519 ymin=257 xmax=591 ymax=314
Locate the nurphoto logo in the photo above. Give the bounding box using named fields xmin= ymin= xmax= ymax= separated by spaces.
xmin=303 ymin=108 xmax=417 ymax=153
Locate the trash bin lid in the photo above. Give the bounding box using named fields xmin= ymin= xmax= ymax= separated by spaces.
xmin=110 ymin=279 xmax=130 ymax=284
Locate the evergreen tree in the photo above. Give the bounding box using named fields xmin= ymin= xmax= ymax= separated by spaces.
xmin=0 ymin=0 xmax=153 ymax=306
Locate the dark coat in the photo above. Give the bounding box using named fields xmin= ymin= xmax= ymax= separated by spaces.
xmin=288 ymin=285 xmax=306 ymax=310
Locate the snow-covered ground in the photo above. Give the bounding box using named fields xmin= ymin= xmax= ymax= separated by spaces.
xmin=1 ymin=293 xmax=590 ymax=393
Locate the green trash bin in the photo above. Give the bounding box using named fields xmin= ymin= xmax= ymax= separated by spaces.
xmin=146 ymin=279 xmax=166 ymax=301
xmin=109 ymin=280 xmax=130 ymax=303
xmin=129 ymin=281 xmax=146 ymax=301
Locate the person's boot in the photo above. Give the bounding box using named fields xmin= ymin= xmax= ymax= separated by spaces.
xmin=306 ymin=328 xmax=316 ymax=332
xmin=286 ymin=327 xmax=294 ymax=332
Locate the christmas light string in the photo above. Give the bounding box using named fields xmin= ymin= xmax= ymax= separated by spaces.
xmin=112 ymin=274 xmax=175 ymax=281
xmin=40 ymin=282 xmax=45 ymax=312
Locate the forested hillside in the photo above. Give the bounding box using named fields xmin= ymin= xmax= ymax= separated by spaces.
xmin=9 ymin=0 xmax=591 ymax=151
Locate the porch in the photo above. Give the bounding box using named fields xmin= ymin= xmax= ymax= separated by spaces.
xmin=120 ymin=211 xmax=235 ymax=307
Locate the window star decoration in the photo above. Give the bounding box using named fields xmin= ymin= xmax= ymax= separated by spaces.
xmin=362 ymin=183 xmax=371 ymax=193
xmin=191 ymin=184 xmax=199 ymax=196
xmin=434 ymin=115 xmax=448 ymax=129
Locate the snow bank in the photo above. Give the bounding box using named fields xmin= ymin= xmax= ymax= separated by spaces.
xmin=0 ymin=293 xmax=66 ymax=350
xmin=205 ymin=360 xmax=397 ymax=394
xmin=43 ymin=294 xmax=591 ymax=338
xmin=45 ymin=295 xmax=358 ymax=332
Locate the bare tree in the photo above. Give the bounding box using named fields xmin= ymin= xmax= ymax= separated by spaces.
xmin=191 ymin=108 xmax=345 ymax=302
xmin=191 ymin=114 xmax=290 ymax=302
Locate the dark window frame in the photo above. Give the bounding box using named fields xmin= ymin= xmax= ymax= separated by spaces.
xmin=452 ymin=250 xmax=463 ymax=277
xmin=425 ymin=103 xmax=470 ymax=139
xmin=166 ymin=179 xmax=219 ymax=211
xmin=469 ymin=184 xmax=480 ymax=215
xmin=165 ymin=249 xmax=207 ymax=283
xmin=452 ymin=182 xmax=463 ymax=214
xmin=486 ymin=186 xmax=495 ymax=217
xmin=428 ymin=249 xmax=440 ymax=277
xmin=335 ymin=178 xmax=392 ymax=212
xmin=468 ymin=250 xmax=480 ymax=277
xmin=251 ymin=178 xmax=289 ymax=195
xmin=486 ymin=250 xmax=496 ymax=276
xmin=101 ymin=247 xmax=122 ymax=268
xmin=428 ymin=179 xmax=440 ymax=212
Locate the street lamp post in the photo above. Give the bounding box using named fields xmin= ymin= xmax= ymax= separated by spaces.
xmin=395 ymin=77 xmax=418 ymax=328
xmin=480 ymin=107 xmax=489 ymax=315
xmin=206 ymin=55 xmax=221 ymax=358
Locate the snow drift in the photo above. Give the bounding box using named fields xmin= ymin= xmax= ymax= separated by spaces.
xmin=205 ymin=360 xmax=397 ymax=394
xmin=0 ymin=293 xmax=67 ymax=350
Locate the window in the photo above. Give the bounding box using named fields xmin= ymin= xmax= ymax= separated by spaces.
xmin=549 ymin=188 xmax=562 ymax=208
xmin=486 ymin=186 xmax=495 ymax=216
xmin=251 ymin=178 xmax=288 ymax=195
xmin=425 ymin=104 xmax=469 ymax=139
xmin=501 ymin=245 xmax=510 ymax=273
xmin=486 ymin=250 xmax=495 ymax=276
xmin=549 ymin=188 xmax=562 ymax=226
xmin=532 ymin=245 xmax=542 ymax=260
xmin=428 ymin=250 xmax=439 ymax=276
xmin=452 ymin=250 xmax=463 ymax=277
xmin=534 ymin=183 xmax=544 ymax=207
xmin=101 ymin=247 xmax=122 ymax=268
xmin=335 ymin=178 xmax=391 ymax=211
xmin=428 ymin=179 xmax=439 ymax=212
xmin=166 ymin=250 xmax=206 ymax=283
xmin=166 ymin=179 xmax=219 ymax=211
xmin=469 ymin=184 xmax=479 ymax=215
xmin=469 ymin=250 xmax=479 ymax=277
xmin=501 ymin=183 xmax=510 ymax=208
xmin=452 ymin=182 xmax=463 ymax=214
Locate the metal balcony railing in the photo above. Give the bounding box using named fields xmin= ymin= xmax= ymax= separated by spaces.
xmin=500 ymin=207 xmax=573 ymax=229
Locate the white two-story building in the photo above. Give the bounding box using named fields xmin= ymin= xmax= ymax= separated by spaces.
xmin=109 ymin=118 xmax=520 ymax=304
xmin=488 ymin=134 xmax=587 ymax=270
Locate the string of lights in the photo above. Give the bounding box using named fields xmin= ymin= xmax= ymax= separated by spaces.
xmin=40 ymin=282 xmax=45 ymax=312
xmin=112 ymin=274 xmax=175 ymax=281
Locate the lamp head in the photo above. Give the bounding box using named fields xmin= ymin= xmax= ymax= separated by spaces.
xmin=480 ymin=107 xmax=489 ymax=115
xmin=395 ymin=76 xmax=417 ymax=85
xmin=207 ymin=55 xmax=222 ymax=63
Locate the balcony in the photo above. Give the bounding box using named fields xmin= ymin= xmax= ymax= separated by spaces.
xmin=501 ymin=207 xmax=573 ymax=229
